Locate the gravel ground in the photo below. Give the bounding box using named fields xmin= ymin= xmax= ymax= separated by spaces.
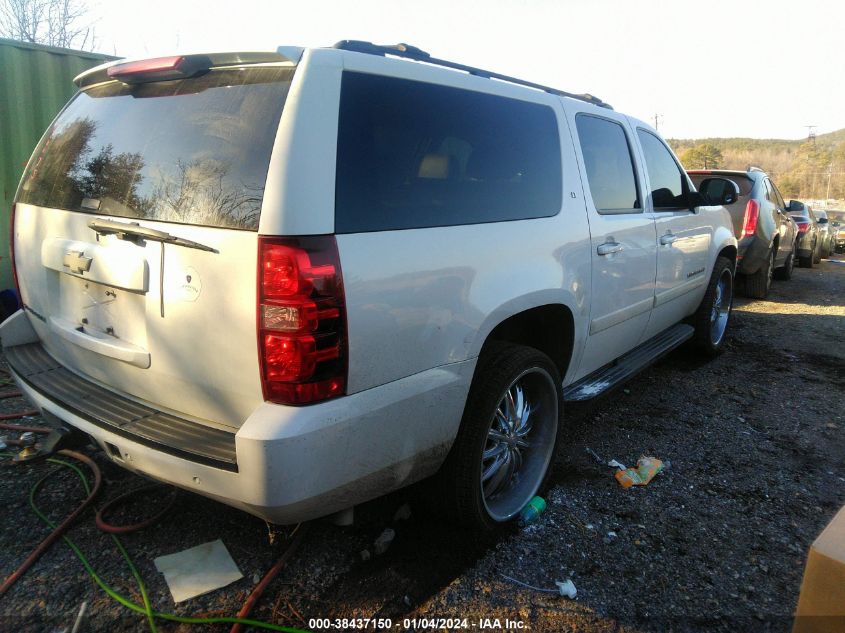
xmin=0 ymin=255 xmax=843 ymax=633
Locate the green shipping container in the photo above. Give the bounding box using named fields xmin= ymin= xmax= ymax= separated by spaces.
xmin=0 ymin=37 xmax=117 ymax=293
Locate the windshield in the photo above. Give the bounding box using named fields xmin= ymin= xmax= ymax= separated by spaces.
xmin=17 ymin=66 xmax=294 ymax=230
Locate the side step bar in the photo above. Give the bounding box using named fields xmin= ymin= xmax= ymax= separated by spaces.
xmin=563 ymin=323 xmax=694 ymax=402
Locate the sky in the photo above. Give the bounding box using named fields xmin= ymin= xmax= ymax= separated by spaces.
xmin=89 ymin=0 xmax=845 ymax=141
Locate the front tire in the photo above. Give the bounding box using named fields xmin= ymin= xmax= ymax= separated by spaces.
xmin=691 ymin=256 xmax=734 ymax=356
xmin=437 ymin=343 xmax=563 ymax=530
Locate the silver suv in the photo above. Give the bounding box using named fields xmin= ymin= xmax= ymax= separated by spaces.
xmin=3 ymin=42 xmax=738 ymax=529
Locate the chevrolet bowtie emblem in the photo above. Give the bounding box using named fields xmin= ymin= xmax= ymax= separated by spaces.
xmin=62 ymin=251 xmax=93 ymax=275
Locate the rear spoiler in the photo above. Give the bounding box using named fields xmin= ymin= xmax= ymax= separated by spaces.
xmin=74 ymin=47 xmax=304 ymax=88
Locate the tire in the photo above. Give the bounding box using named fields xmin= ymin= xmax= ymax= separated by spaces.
xmin=691 ymin=256 xmax=734 ymax=357
xmin=774 ymin=243 xmax=796 ymax=281
xmin=744 ymin=248 xmax=774 ymax=298
xmin=800 ymin=244 xmax=814 ymax=268
xmin=436 ymin=342 xmax=563 ymax=530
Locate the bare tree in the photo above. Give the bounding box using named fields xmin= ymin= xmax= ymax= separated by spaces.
xmin=0 ymin=0 xmax=96 ymax=50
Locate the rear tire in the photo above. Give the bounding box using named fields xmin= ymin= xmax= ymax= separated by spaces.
xmin=773 ymin=243 xmax=796 ymax=281
xmin=691 ymin=256 xmax=733 ymax=357
xmin=800 ymin=245 xmax=814 ymax=268
xmin=744 ymin=248 xmax=774 ymax=298
xmin=436 ymin=342 xmax=563 ymax=530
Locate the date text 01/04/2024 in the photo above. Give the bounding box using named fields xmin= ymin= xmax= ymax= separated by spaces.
xmin=307 ymin=617 xmax=528 ymax=630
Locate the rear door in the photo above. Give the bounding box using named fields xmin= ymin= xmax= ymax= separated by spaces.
xmin=566 ymin=109 xmax=656 ymax=379
xmin=635 ymin=127 xmax=711 ymax=339
xmin=765 ymin=179 xmax=796 ymax=265
xmin=13 ymin=63 xmax=295 ymax=429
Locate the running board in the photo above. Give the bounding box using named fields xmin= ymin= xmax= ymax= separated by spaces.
xmin=563 ymin=324 xmax=694 ymax=402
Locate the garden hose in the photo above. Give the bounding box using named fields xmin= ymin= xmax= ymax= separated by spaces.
xmin=1 ymin=419 xmax=310 ymax=633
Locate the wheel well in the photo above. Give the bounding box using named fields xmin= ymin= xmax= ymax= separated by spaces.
xmin=484 ymin=305 xmax=574 ymax=378
xmin=719 ymin=245 xmax=738 ymax=270
xmin=772 ymin=235 xmax=780 ymax=254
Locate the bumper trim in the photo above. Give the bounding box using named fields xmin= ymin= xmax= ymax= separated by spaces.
xmin=5 ymin=342 xmax=238 ymax=471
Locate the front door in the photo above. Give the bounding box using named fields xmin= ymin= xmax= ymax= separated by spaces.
xmin=635 ymin=128 xmax=711 ymax=339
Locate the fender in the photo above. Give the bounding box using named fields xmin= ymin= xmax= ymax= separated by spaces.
xmin=468 ymin=290 xmax=588 ymax=386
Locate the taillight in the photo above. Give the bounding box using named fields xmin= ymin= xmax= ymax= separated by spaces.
xmin=9 ymin=204 xmax=21 ymax=301
xmin=795 ymin=220 xmax=810 ymax=232
xmin=741 ymin=199 xmax=760 ymax=238
xmin=257 ymin=236 xmax=347 ymax=405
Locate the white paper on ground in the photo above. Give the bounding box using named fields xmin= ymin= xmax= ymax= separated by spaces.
xmin=154 ymin=539 xmax=243 ymax=603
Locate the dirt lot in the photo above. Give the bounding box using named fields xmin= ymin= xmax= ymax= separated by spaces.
xmin=1 ymin=256 xmax=843 ymax=633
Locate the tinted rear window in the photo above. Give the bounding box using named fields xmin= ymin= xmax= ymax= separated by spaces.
xmin=17 ymin=66 xmax=294 ymax=230
xmin=575 ymin=114 xmax=640 ymax=213
xmin=689 ymin=174 xmax=754 ymax=197
xmin=335 ymin=72 xmax=562 ymax=233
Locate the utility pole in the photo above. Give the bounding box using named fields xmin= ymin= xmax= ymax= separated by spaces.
xmin=653 ymin=114 xmax=662 ymax=131
xmin=826 ymin=163 xmax=833 ymax=201
xmin=805 ymin=125 xmax=817 ymax=143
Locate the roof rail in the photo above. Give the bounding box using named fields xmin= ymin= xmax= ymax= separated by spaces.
xmin=332 ymin=40 xmax=613 ymax=110
xmin=747 ymin=165 xmax=766 ymax=173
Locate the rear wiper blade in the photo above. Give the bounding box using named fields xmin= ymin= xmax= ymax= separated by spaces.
xmin=88 ymin=218 xmax=218 ymax=253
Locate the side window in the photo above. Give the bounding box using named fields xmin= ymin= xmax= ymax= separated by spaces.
xmin=574 ymin=114 xmax=640 ymax=214
xmin=763 ymin=179 xmax=775 ymax=203
xmin=335 ymin=72 xmax=562 ymax=233
xmin=771 ymin=181 xmax=786 ymax=209
xmin=637 ymin=129 xmax=688 ymax=210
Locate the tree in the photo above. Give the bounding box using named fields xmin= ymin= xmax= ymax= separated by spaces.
xmin=0 ymin=0 xmax=95 ymax=50
xmin=679 ymin=143 xmax=724 ymax=169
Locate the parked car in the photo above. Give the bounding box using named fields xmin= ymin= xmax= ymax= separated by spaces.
xmin=687 ymin=168 xmax=798 ymax=298
xmin=814 ymin=210 xmax=834 ymax=258
xmin=835 ymin=222 xmax=845 ymax=254
xmin=1 ymin=41 xmax=739 ymax=530
xmin=787 ymin=202 xmax=823 ymax=267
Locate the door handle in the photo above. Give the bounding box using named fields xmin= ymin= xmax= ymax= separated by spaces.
xmin=660 ymin=233 xmax=677 ymax=245
xmin=597 ymin=242 xmax=623 ymax=256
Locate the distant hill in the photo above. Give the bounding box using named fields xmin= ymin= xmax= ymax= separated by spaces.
xmin=668 ymin=129 xmax=845 ymax=200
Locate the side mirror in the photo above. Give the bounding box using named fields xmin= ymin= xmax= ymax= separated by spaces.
xmin=695 ymin=177 xmax=741 ymax=206
xmin=818 ymin=217 xmax=828 ymax=224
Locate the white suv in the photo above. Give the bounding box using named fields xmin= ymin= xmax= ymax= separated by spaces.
xmin=2 ymin=41 xmax=739 ymax=529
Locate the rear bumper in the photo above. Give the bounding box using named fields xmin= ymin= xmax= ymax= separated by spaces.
xmin=4 ymin=336 xmax=474 ymax=524
xmin=737 ymin=236 xmax=769 ymax=275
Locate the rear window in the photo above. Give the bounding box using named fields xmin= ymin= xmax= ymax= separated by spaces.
xmin=335 ymin=72 xmax=562 ymax=233
xmin=17 ymin=66 xmax=294 ymax=230
xmin=689 ymin=174 xmax=754 ymax=197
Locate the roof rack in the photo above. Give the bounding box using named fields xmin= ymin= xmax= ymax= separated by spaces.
xmin=747 ymin=165 xmax=765 ymax=173
xmin=332 ymin=40 xmax=613 ymax=110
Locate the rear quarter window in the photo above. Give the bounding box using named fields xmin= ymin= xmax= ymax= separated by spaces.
xmin=17 ymin=66 xmax=294 ymax=230
xmin=334 ymin=72 xmax=562 ymax=233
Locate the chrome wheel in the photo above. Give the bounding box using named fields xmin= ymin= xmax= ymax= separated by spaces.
xmin=710 ymin=268 xmax=733 ymax=346
xmin=481 ymin=367 xmax=558 ymax=522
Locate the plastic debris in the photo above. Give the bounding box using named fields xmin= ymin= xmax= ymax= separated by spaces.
xmin=500 ymin=574 xmax=576 ymax=599
xmin=154 ymin=539 xmax=243 ymax=603
xmin=393 ymin=503 xmax=412 ymax=522
xmin=518 ymin=496 xmax=546 ymax=526
xmin=555 ymin=579 xmax=577 ymax=598
xmin=607 ymin=459 xmax=626 ymax=470
xmin=373 ymin=528 xmax=395 ymax=555
xmin=615 ymin=457 xmax=665 ymax=488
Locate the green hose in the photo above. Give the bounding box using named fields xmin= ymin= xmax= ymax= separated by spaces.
xmin=21 ymin=456 xmax=309 ymax=633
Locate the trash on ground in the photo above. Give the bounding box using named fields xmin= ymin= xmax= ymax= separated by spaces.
xmin=360 ymin=549 xmax=371 ymax=561
xmin=500 ymin=574 xmax=576 ymax=599
xmin=615 ymin=457 xmax=665 ymax=488
xmin=393 ymin=503 xmax=412 ymax=522
xmin=518 ymin=496 xmax=546 ymax=526
xmin=373 ymin=528 xmax=395 ymax=555
xmin=607 ymin=459 xmax=626 ymax=470
xmin=555 ymin=579 xmax=577 ymax=598
xmin=153 ymin=539 xmax=243 ymax=603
